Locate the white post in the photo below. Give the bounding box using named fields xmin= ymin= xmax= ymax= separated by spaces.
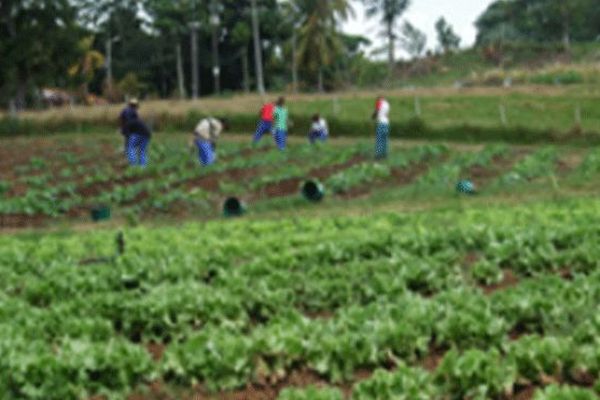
xmin=414 ymin=97 xmax=421 ymax=117
xmin=575 ymin=104 xmax=582 ymax=126
xmin=189 ymin=22 xmax=201 ymax=100
xmin=499 ymin=104 xmax=507 ymax=127
xmin=9 ymin=99 xmax=17 ymax=118
xmin=333 ymin=97 xmax=340 ymax=115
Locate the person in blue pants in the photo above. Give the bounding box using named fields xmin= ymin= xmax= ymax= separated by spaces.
xmin=308 ymin=114 xmax=329 ymax=144
xmin=119 ymin=98 xmax=139 ymax=153
xmin=192 ymin=117 xmax=226 ymax=166
xmin=253 ymin=102 xmax=275 ymax=144
xmin=124 ymin=117 xmax=152 ymax=167
xmin=273 ymin=97 xmax=289 ymax=151
xmin=372 ymin=96 xmax=391 ymax=159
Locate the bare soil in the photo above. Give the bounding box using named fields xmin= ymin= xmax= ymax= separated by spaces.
xmin=482 ymin=269 xmax=520 ymax=295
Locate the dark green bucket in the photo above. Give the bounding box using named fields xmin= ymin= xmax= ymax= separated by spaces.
xmin=302 ymin=180 xmax=325 ymax=202
xmin=223 ymin=197 xmax=246 ymax=217
xmin=90 ymin=205 xmax=111 ymax=222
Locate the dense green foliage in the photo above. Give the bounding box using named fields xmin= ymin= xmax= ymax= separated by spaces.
xmin=1 ymin=200 xmax=600 ymax=398
xmin=476 ymin=0 xmax=600 ymax=46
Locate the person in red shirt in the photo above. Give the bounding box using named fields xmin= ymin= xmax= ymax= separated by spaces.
xmin=252 ymin=102 xmax=275 ymax=144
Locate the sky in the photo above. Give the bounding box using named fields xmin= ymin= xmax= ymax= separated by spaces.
xmin=343 ymin=0 xmax=496 ymax=58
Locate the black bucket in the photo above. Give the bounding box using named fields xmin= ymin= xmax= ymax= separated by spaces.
xmin=90 ymin=205 xmax=111 ymax=222
xmin=302 ymin=180 xmax=325 ymax=202
xmin=223 ymin=197 xmax=246 ymax=217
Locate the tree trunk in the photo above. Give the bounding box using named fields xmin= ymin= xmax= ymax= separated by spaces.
xmin=211 ymin=25 xmax=221 ymax=95
xmin=15 ymin=73 xmax=28 ymax=110
xmin=562 ymin=19 xmax=571 ymax=52
xmin=190 ymin=24 xmax=200 ymax=99
xmin=292 ymin=30 xmax=298 ymax=93
xmin=387 ymin=21 xmax=395 ymax=79
xmin=241 ymin=47 xmax=250 ymax=93
xmin=250 ymin=0 xmax=265 ymax=95
xmin=318 ymin=68 xmax=324 ymax=93
xmin=176 ymin=42 xmax=186 ymax=99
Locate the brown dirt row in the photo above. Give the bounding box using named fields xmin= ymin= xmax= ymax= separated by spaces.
xmin=247 ymin=155 xmax=368 ymax=201
xmin=0 ymin=213 xmax=48 ymax=229
xmin=465 ymin=148 xmax=532 ymax=189
xmin=338 ymin=161 xmax=432 ymax=200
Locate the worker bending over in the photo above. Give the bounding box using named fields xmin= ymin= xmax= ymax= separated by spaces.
xmin=193 ymin=117 xmax=225 ymax=166
xmin=308 ymin=114 xmax=329 ymax=144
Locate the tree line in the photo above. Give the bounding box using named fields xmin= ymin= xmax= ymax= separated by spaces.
xmin=0 ymin=0 xmax=598 ymax=110
xmin=476 ymin=0 xmax=600 ymax=49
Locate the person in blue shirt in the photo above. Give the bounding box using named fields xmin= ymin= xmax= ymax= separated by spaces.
xmin=119 ymin=99 xmax=139 ymax=153
xmin=123 ymin=116 xmax=151 ymax=167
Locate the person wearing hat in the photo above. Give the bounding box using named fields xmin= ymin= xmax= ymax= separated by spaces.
xmin=124 ymin=115 xmax=152 ymax=167
xmin=191 ymin=117 xmax=226 ymax=166
xmin=119 ymin=98 xmax=139 ymax=153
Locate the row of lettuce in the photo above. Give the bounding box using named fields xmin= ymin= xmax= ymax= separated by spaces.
xmin=1 ymin=201 xmax=600 ymax=398
xmin=4 ymin=139 xmax=600 ymax=220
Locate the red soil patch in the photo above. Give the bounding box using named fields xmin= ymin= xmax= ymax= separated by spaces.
xmin=249 ymin=155 xmax=367 ymax=201
xmin=146 ymin=343 xmax=166 ymax=362
xmin=482 ymin=269 xmax=520 ymax=295
xmin=465 ymin=152 xmax=524 ymax=188
xmin=184 ymin=369 xmax=327 ymax=400
xmin=0 ymin=213 xmax=47 ymax=229
xmin=462 ymin=252 xmax=480 ymax=267
xmin=512 ymin=385 xmax=537 ymax=400
xmin=338 ymin=161 xmax=430 ymax=200
xmin=421 ymin=345 xmax=448 ymax=372
xmin=309 ymin=155 xmax=367 ymax=181
xmin=181 ymin=166 xmax=265 ymax=193
xmin=261 ymin=177 xmax=303 ymax=198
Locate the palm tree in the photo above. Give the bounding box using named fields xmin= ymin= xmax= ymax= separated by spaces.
xmin=295 ymin=0 xmax=353 ymax=91
xmin=68 ymin=36 xmax=105 ymax=98
xmin=362 ymin=0 xmax=411 ymax=78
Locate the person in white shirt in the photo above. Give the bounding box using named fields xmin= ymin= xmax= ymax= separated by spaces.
xmin=308 ymin=114 xmax=329 ymax=144
xmin=191 ymin=117 xmax=226 ymax=166
xmin=372 ymin=96 xmax=391 ymax=159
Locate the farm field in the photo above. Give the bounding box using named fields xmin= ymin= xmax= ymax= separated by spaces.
xmin=1 ymin=199 xmax=600 ymax=399
xmin=3 ymin=131 xmax=600 ymax=230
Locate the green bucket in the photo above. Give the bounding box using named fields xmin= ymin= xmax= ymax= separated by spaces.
xmin=223 ymin=197 xmax=246 ymax=218
xmin=90 ymin=205 xmax=111 ymax=222
xmin=302 ymin=180 xmax=325 ymax=202
xmin=456 ymin=180 xmax=476 ymax=195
